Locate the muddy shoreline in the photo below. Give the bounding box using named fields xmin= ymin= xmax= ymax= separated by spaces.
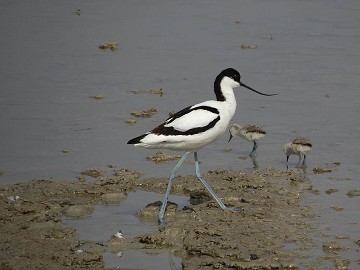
xmin=1 ymin=166 xmax=315 ymax=269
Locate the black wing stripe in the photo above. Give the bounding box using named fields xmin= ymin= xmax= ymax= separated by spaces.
xmin=165 ymin=105 xmax=192 ymax=124
xmin=166 ymin=105 xmax=219 ymax=125
xmin=127 ymin=105 xmax=221 ymax=142
xmin=152 ymin=105 xmax=220 ymax=136
xmin=152 ymin=115 xmax=220 ymax=136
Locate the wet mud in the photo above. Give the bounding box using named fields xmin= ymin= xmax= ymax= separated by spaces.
xmin=0 ymin=166 xmax=320 ymax=269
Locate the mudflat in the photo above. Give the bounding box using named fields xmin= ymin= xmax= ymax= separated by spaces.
xmin=0 ymin=167 xmax=314 ymax=269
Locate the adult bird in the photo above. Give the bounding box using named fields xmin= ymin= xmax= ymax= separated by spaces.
xmin=283 ymin=137 xmax=312 ymax=166
xmin=228 ymin=124 xmax=266 ymax=157
xmin=127 ymin=68 xmax=277 ymax=223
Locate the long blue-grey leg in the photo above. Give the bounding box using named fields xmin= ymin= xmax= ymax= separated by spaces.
xmin=158 ymin=151 xmax=190 ymax=224
xmin=296 ymin=154 xmax=302 ymax=167
xmin=193 ymin=152 xmax=241 ymax=212
xmin=303 ymin=154 xmax=307 ymax=165
xmin=249 ymin=141 xmax=258 ymax=157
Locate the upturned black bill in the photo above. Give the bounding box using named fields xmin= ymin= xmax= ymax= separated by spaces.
xmin=240 ymin=82 xmax=278 ymax=96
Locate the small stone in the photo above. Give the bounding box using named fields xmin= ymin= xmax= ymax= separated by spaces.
xmin=65 ymin=205 xmax=94 ymax=218
xmin=113 ymin=230 xmax=125 ymax=239
xmin=323 ymin=241 xmax=342 ymax=253
xmin=101 ymin=192 xmax=126 ymax=204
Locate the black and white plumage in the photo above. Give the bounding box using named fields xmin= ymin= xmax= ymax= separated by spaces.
xmin=128 ymin=105 xmax=223 ymax=151
xmin=128 ymin=68 xmax=276 ymax=223
xmin=228 ymin=124 xmax=266 ymax=157
xmin=283 ymin=137 xmax=312 ymax=166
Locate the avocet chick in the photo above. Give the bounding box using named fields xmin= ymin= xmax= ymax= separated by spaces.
xmin=283 ymin=137 xmax=312 ymax=166
xmin=228 ymin=124 xmax=266 ymax=157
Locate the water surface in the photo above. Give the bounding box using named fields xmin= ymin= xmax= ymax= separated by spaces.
xmin=1 ymin=1 xmax=359 ymax=268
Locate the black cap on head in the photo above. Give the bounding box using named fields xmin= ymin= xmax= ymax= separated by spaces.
xmin=220 ymin=68 xmax=241 ymax=83
xmin=214 ymin=68 xmax=278 ymax=101
xmin=214 ymin=68 xmax=241 ymax=101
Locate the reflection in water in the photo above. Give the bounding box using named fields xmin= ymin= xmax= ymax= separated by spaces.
xmin=286 ymin=164 xmax=308 ymax=175
xmin=296 ymin=166 xmax=308 ymax=175
xmin=103 ymin=250 xmax=182 ymax=270
xmin=251 ymin=156 xmax=259 ymax=169
xmin=63 ymin=190 xmax=189 ymax=241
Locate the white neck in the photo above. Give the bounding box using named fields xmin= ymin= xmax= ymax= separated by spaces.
xmin=220 ymin=78 xmax=238 ymax=117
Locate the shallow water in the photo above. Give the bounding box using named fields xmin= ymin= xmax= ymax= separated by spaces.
xmin=103 ymin=250 xmax=182 ymax=270
xmin=63 ymin=190 xmax=189 ymax=241
xmin=63 ymin=190 xmax=187 ymax=269
xmin=1 ymin=0 xmax=359 ymax=268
